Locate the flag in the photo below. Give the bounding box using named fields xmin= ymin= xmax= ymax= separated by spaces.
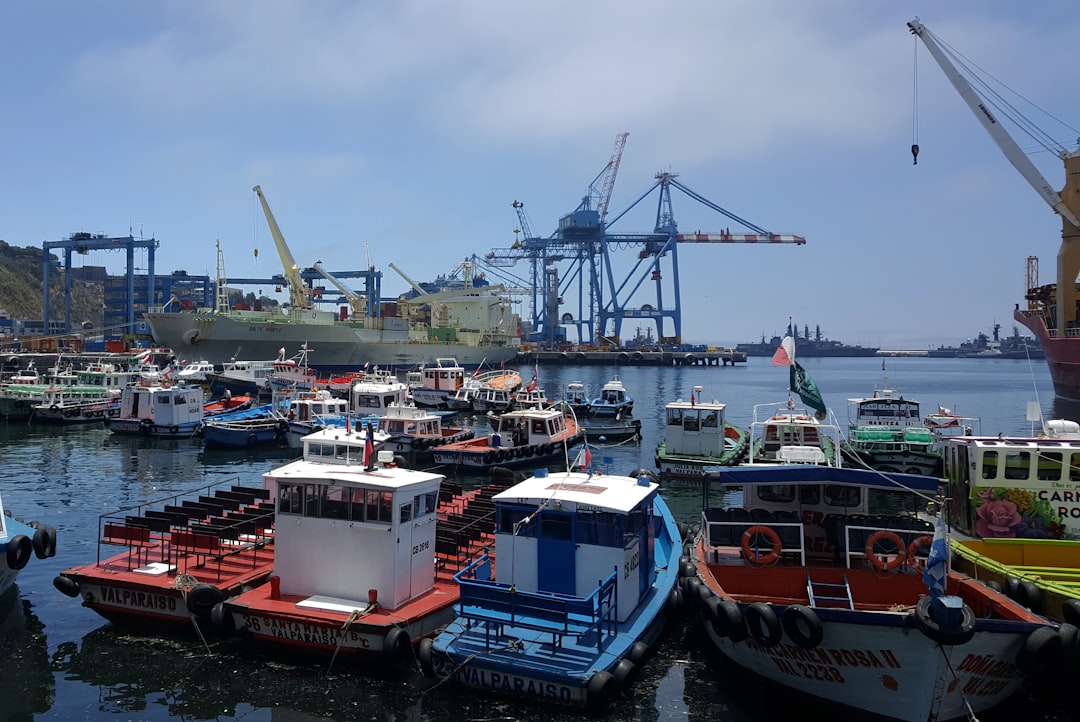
xmin=573 ymin=438 xmax=592 ymax=471
xmin=771 ymin=325 xmax=795 ymax=367
xmin=363 ymin=422 xmax=375 ymax=467
xmin=278 ymin=347 xmax=286 ymax=357
xmin=345 ymin=413 xmax=351 ymax=434
xmin=526 ymin=365 xmax=538 ymax=393
xmin=789 ymin=361 xmax=826 ymax=418
xmin=922 ymin=513 xmax=948 ymax=598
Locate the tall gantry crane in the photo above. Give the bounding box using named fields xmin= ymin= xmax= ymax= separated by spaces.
xmin=482 ymin=135 xmax=806 ymax=346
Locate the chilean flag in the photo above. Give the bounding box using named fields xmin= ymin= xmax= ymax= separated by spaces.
xmin=573 ymin=438 xmax=592 ymax=472
xmin=771 ymin=324 xmax=795 ymax=367
xmin=363 ymin=422 xmax=375 ymax=467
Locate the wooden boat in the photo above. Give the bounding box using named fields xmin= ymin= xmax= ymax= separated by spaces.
xmin=376 ymin=403 xmax=475 ymax=463
xmin=2 ymin=494 xmax=57 ymax=598
xmin=219 ymin=447 xmax=507 ymax=667
xmin=685 ymin=464 xmax=1063 ymax=722
xmin=941 ymin=426 xmax=1080 ymax=624
xmin=200 ymin=413 xmax=290 ymax=449
xmin=418 ymin=467 xmax=684 ymax=710
xmin=431 ymin=407 xmax=583 ymax=471
xmin=51 ymin=478 xmax=275 ymax=630
xmin=654 ymin=386 xmax=749 ymax=480
xmin=587 ymin=375 xmax=633 ymax=417
xmin=748 ymin=400 xmax=843 ymax=466
xmin=410 ymin=357 xmax=466 ymax=408
xmin=580 ymin=418 xmax=643 ymax=443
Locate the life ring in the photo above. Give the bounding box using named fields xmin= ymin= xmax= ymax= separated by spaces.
xmin=907 ymin=535 xmax=934 ymax=570
xmin=186 ymin=583 xmax=224 ymax=618
xmin=1015 ymin=626 xmax=1061 ymax=675
xmin=912 ymin=595 xmax=975 ymax=646
xmin=782 ymin=605 xmax=824 ymax=649
xmin=32 ymin=526 xmax=57 ymax=560
xmin=418 ymin=638 xmax=436 ymax=678
xmin=384 ymin=627 xmax=413 ymax=670
xmin=864 ymin=530 xmax=906 ymax=571
xmin=745 ymin=602 xmax=782 ymax=647
xmin=53 ymin=574 xmax=80 ymax=598
xmin=586 ymin=670 xmax=616 ymax=712
xmin=5 ymin=534 xmax=32 ymax=570
xmin=740 ymin=525 xmax=782 ymax=566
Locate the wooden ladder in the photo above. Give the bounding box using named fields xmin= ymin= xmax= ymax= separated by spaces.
xmin=806 ymin=572 xmax=854 ymax=609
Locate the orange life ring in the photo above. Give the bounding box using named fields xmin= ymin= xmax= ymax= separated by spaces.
xmin=741 ymin=525 xmax=782 ymax=565
xmin=865 ymin=530 xmax=906 ymax=571
xmin=906 ymin=535 xmax=934 ymax=571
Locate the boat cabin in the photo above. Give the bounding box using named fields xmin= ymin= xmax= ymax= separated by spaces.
xmin=848 ymin=391 xmax=923 ymax=431
xmin=942 ymin=431 xmax=1080 ymax=540
xmin=351 ymin=377 xmax=408 ymax=413
xmin=662 ymin=394 xmax=728 ymax=458
xmin=491 ymin=469 xmax=659 ymax=622
xmin=287 ymin=389 xmax=349 ymax=423
xmin=749 ymin=402 xmax=842 ymax=466
xmin=489 ymin=407 xmax=568 ymax=448
xmin=76 ymin=362 xmax=137 ymax=391
xmin=419 ymin=358 xmax=464 ymax=394
xmin=117 ymin=382 xmax=205 ymax=425
xmin=266 ymin=448 xmax=443 ymax=610
xmin=377 ymin=404 xmax=444 ymax=439
xmin=563 ymin=382 xmax=589 ymax=409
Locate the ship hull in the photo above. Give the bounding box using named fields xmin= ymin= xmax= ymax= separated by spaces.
xmin=145 ymin=312 xmax=519 ymax=371
xmin=1015 ymin=308 xmax=1080 ymax=401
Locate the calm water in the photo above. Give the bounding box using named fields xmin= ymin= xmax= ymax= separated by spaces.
xmin=1 ymin=357 xmax=1073 ymax=722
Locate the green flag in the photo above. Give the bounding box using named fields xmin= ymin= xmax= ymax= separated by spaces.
xmin=790 ymin=360 xmax=827 ymax=419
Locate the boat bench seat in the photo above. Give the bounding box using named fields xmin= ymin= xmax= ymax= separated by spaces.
xmin=460 ymin=586 xmax=599 ymax=641
xmin=200 ymin=495 xmax=240 ymax=512
xmin=171 ymin=529 xmax=221 ymax=555
xmin=103 ymin=522 xmax=154 ymax=547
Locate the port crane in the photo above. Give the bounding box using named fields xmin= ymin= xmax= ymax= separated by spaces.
xmin=908 ymin=18 xmax=1080 ymax=334
xmin=312 ymin=261 xmax=373 ymax=317
xmin=482 ymin=134 xmax=806 ymax=346
xmin=253 ymin=184 xmax=313 ymax=312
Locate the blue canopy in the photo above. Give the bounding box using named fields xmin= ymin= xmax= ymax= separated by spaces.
xmin=710 ymin=465 xmax=940 ymax=493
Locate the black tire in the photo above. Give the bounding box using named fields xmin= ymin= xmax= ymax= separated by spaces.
xmin=586 ymin=670 xmax=616 ymax=712
xmin=393 ymin=455 xmax=409 ymax=469
xmin=745 ymin=602 xmax=782 ymax=647
xmin=668 ymin=586 xmax=684 ymax=615
xmin=782 ymin=605 xmax=824 ymax=649
xmin=32 ymin=527 xmax=52 ymax=560
xmin=483 ymin=452 xmax=495 ymax=465
xmin=246 ymin=433 xmax=259 ymax=447
xmin=1016 ymin=626 xmax=1062 ymax=675
xmin=186 ymin=583 xmax=224 ymax=618
xmin=612 ymin=658 xmax=635 ymax=685
xmin=1062 ymin=598 xmax=1080 ymax=627
xmin=1018 ymin=580 xmax=1043 ymax=614
xmin=169 ymin=425 xmax=179 ymax=435
xmin=679 ymin=557 xmax=696 ymax=578
xmin=714 ymin=598 xmax=747 ymax=642
xmin=211 ymin=601 xmax=234 ymax=635
xmin=985 ymin=579 xmax=1003 ymax=594
xmin=384 ymin=627 xmax=413 ymax=670
xmin=6 ymin=534 xmax=32 ymax=570
xmin=53 ymin=574 xmax=80 ymax=598
xmin=629 ymin=641 xmax=649 ymax=665
xmin=913 ymin=595 xmax=976 ymax=646
xmin=418 ymin=637 xmax=436 ymax=678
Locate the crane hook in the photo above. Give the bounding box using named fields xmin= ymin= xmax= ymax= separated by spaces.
xmin=911 ymin=143 xmax=920 ymax=165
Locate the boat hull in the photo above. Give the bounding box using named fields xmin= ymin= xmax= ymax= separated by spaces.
xmin=145 ymin=312 xmax=519 ymax=371
xmin=1015 ymin=307 xmax=1080 ymax=401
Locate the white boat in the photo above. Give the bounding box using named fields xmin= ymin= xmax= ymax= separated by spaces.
xmin=686 ymin=464 xmax=1062 ymax=722
xmin=266 ymin=345 xmax=321 ymax=393
xmin=654 ymin=387 xmax=750 ymax=480
xmin=376 ymin=403 xmax=475 ymax=462
xmin=587 ymin=375 xmax=633 ymax=417
xmin=206 ymin=357 xmax=279 ymax=398
xmin=432 ymin=406 xmax=582 ymax=471
xmin=748 ymin=400 xmax=843 ymax=466
xmin=175 ymin=360 xmax=217 ymax=384
xmin=410 ymin=358 xmax=466 ymax=408
xmin=106 ymin=379 xmax=207 ymax=438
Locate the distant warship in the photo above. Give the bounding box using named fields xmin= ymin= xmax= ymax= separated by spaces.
xmin=736 ymin=324 xmax=879 ymax=358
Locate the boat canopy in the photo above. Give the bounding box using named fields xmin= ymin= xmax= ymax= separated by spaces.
xmin=710 ymin=464 xmax=939 ymax=492
xmin=492 ymin=469 xmax=657 ymax=515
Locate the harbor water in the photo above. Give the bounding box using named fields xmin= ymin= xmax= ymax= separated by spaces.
xmin=1 ymin=356 xmax=1074 ymax=722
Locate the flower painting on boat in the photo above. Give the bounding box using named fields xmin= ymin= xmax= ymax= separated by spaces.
xmin=972 ymin=487 xmax=1064 ymax=540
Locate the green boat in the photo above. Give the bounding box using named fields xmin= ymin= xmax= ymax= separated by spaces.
xmin=654 ymin=386 xmax=748 ymax=480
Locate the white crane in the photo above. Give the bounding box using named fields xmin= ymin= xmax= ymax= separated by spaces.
xmin=312 ymin=261 xmax=366 ymax=317
xmin=253 ymin=185 xmax=312 ymax=311
xmin=908 ymin=17 xmax=1080 ymax=331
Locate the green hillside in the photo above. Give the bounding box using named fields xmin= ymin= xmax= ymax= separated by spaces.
xmin=0 ymin=241 xmax=104 ymax=327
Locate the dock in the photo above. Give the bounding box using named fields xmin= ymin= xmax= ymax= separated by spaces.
xmin=514 ymin=348 xmax=746 ymax=367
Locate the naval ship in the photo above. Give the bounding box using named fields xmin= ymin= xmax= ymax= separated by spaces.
xmin=736 ymin=324 xmax=879 ymax=358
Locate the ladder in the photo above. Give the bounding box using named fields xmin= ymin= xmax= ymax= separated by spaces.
xmin=806 ymin=572 xmax=854 ymax=609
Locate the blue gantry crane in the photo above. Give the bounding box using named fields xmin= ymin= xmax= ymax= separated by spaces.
xmin=479 ymin=135 xmax=807 ymax=347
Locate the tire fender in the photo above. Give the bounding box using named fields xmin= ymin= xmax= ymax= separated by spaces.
xmin=782 ymin=604 xmax=824 ymax=649
xmin=5 ymin=534 xmax=32 ymax=570
xmin=745 ymin=602 xmax=782 ymax=647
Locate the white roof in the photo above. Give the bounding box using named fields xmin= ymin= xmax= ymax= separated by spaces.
xmin=267 ymin=459 xmax=443 ymax=491
xmin=493 ymin=470 xmax=657 ymax=515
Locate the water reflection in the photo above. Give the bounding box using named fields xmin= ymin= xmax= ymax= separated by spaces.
xmin=0 ymin=588 xmax=53 ymax=721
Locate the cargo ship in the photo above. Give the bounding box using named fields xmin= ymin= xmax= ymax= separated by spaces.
xmin=144 ymin=186 xmax=521 ymax=371
xmin=736 ymin=324 xmax=878 ymax=358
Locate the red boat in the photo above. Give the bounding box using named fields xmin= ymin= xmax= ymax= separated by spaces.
xmin=221 ymin=453 xmax=505 ymax=667
xmin=52 ymin=479 xmax=275 ymax=630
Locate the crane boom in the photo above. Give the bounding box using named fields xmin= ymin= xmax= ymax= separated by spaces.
xmin=907 ymin=18 xmax=1080 ymax=228
xmin=387 ymin=262 xmax=427 ymax=296
xmin=253 ymin=185 xmax=311 ymax=310
xmin=598 ymin=132 xmax=629 ymax=224
xmin=312 ymin=261 xmax=366 ymax=316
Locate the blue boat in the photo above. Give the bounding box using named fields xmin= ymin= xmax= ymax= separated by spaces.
xmin=587 ymin=376 xmax=633 ymax=417
xmin=418 ymin=466 xmax=684 ymax=710
xmin=1 ymin=494 xmax=57 ymax=598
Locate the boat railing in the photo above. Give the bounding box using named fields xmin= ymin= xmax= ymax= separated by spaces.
xmin=838 ymin=516 xmax=935 ymax=570
xmin=454 ymin=550 xmax=618 ymax=651
xmin=699 ymin=509 xmax=805 ymax=565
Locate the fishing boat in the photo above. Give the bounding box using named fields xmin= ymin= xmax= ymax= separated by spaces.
xmin=444 ymin=368 xmax=522 ymax=413
xmin=350 ymin=370 xmax=409 ymax=414
xmin=840 ymin=376 xmax=942 ymax=476
xmin=418 ymin=465 xmax=684 ymax=710
xmin=562 ymin=381 xmax=591 ymax=416
xmin=266 ymin=345 xmax=323 ymax=394
xmin=206 ymin=358 xmax=278 ymax=398
xmin=219 ymin=445 xmax=507 ymax=667
xmin=144 ymin=187 xmax=521 ymax=371
xmin=747 ymin=400 xmax=843 ymax=466
xmin=653 ymin=386 xmax=749 ymax=480
xmin=410 ymin=358 xmax=466 ymax=408
xmin=587 ymin=376 xmax=633 ymax=417
xmin=376 ymin=403 xmax=475 ymax=463
xmin=940 ymin=424 xmax=1080 ymax=624
xmin=31 ymin=390 xmax=121 ymax=425
xmin=199 ymin=412 xmax=290 ymax=449
xmin=106 ymin=380 xmax=252 ymax=439
xmin=51 ymin=478 xmax=275 ymax=630
xmin=432 ymin=407 xmax=583 ymax=471
xmin=174 ymin=360 xmax=217 ymax=384
xmin=685 ymin=464 xmax=1064 ymax=722
xmin=580 ymin=418 xmax=643 ymax=443
xmin=0 ymin=362 xmax=87 ymax=422
xmin=2 ymin=494 xmax=57 ymax=597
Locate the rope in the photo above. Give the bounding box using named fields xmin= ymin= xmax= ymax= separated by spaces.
xmin=939 ymin=644 xmax=980 ymax=722
xmin=327 ymin=603 xmax=379 ymax=673
xmin=173 ymin=574 xmax=213 ymax=656
xmin=420 ymin=631 xmax=524 ymax=695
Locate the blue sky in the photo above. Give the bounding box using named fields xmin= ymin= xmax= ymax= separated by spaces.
xmin=3 ymin=2 xmax=1079 ymax=349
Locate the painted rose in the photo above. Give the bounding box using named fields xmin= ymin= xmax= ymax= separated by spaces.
xmin=975 ymin=499 xmax=1022 ymax=538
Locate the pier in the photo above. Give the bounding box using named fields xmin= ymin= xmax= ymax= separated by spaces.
xmin=514 ymin=348 xmax=746 ymax=367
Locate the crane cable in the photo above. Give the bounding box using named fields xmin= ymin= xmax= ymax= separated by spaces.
xmin=911 ymin=36 xmax=920 ymax=165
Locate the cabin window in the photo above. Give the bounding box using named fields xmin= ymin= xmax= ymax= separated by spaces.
xmin=156 ymin=396 xmax=172 ymax=405
xmin=355 ymin=395 xmax=380 ymax=409
xmin=756 ymin=485 xmax=795 ymax=503
xmin=175 ymin=395 xmax=187 ymax=405
xmin=366 ymin=490 xmax=393 ymax=524
xmin=1070 ymin=454 xmax=1080 ymax=482
xmin=320 ymin=485 xmax=350 ymax=520
xmin=668 ymin=409 xmax=683 ymax=425
xmin=703 ymin=412 xmax=718 ymax=428
xmin=417 ymin=491 xmax=437 ymax=517
xmin=684 ymin=413 xmax=700 ymax=432
xmin=571 ymin=511 xmax=623 ymax=547
xmin=1003 ymin=451 xmax=1031 ymax=480
xmin=981 ymin=450 xmax=999 ymax=480
xmin=278 ymin=483 xmax=303 ymax=514
xmin=823 ymin=485 xmax=861 ymax=508
xmin=798 ymin=485 xmax=821 ymax=505
xmin=540 ymin=514 xmax=572 ymax=542
xmin=302 ymin=484 xmax=322 ymax=517
xmin=1038 ymin=452 xmax=1064 ymax=481
xmin=498 ymin=506 xmax=537 ymax=537
xmin=349 ymin=488 xmax=367 ymax=521
xmin=399 ymin=501 xmax=413 ymax=523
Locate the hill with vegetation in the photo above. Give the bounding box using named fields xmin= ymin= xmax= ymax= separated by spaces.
xmin=0 ymin=241 xmax=104 ymax=327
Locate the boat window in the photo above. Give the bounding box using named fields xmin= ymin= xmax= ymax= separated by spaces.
xmin=349 ymin=488 xmax=367 ymax=521
xmin=540 ymin=514 xmax=572 ymax=542
xmin=278 ymin=483 xmax=303 ymax=514
xmin=400 ymin=501 xmax=413 ymax=523
xmin=756 ymin=485 xmax=795 ymax=503
xmin=320 ymin=485 xmax=350 ymax=520
xmin=1071 ymin=455 xmax=1080 ymax=482
xmin=1003 ymin=451 xmax=1031 ymax=480
xmin=703 ymin=412 xmax=718 ymax=428
xmin=798 ymin=485 xmax=821 ymax=505
xmin=303 ymin=484 xmax=321 ymax=517
xmin=980 ymin=450 xmax=999 ymax=480
xmin=823 ymin=485 xmax=861 ymax=508
xmin=498 ymin=506 xmax=537 ymax=537
xmin=1037 ymin=452 xmax=1063 ymax=481
xmin=684 ymin=413 xmax=700 ymax=432
xmin=416 ymin=491 xmax=437 ymax=517
xmin=668 ymin=409 xmax=683 ymax=425
xmin=366 ymin=490 xmax=393 ymax=524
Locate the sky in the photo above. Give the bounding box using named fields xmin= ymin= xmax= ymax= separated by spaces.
xmin=3 ymin=1 xmax=1079 ymax=349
